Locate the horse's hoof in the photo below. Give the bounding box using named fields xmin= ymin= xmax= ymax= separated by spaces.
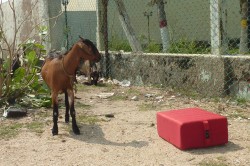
xmin=65 ymin=115 xmax=69 ymax=123
xmin=52 ymin=127 xmax=58 ymax=136
xmin=52 ymin=131 xmax=58 ymax=136
xmin=83 ymin=82 xmax=92 ymax=86
xmin=73 ymin=127 xmax=80 ymax=135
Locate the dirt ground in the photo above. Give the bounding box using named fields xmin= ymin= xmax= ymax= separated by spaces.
xmin=0 ymin=83 xmax=249 ymax=166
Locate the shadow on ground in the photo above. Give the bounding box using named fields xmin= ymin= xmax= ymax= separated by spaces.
xmin=69 ymin=123 xmax=149 ymax=148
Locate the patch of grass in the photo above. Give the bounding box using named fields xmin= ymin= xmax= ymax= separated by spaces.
xmin=102 ymin=83 xmax=117 ymax=92
xmin=0 ymin=123 xmax=23 ymax=140
xmin=36 ymin=110 xmax=51 ymax=118
xmin=76 ymin=84 xmax=95 ymax=92
xmin=228 ymin=48 xmax=239 ymax=55
xmin=144 ymin=41 xmax=162 ymax=53
xmin=236 ymin=97 xmax=248 ymax=105
xmin=109 ymin=36 xmax=132 ymax=52
xmin=75 ymin=101 xmax=91 ymax=109
xmin=126 ymin=88 xmax=142 ymax=96
xmin=174 ymin=87 xmax=200 ymax=99
xmin=198 ymin=157 xmax=228 ymax=166
xmin=76 ymin=84 xmax=86 ymax=91
xmin=96 ymin=83 xmax=110 ymax=88
xmin=26 ymin=121 xmax=44 ymax=135
xmin=138 ymin=103 xmax=158 ymax=112
xmin=227 ymin=109 xmax=248 ymax=119
xmin=109 ymin=94 xmax=127 ymax=101
xmin=169 ymin=39 xmax=210 ymax=54
xmin=78 ymin=115 xmax=102 ymax=125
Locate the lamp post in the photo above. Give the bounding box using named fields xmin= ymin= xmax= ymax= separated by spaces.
xmin=62 ymin=0 xmax=69 ymax=50
xmin=144 ymin=11 xmax=153 ymax=43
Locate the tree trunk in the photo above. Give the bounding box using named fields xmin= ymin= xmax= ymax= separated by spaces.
xmin=0 ymin=64 xmax=2 ymax=97
xmin=239 ymin=0 xmax=248 ymax=54
xmin=156 ymin=0 xmax=169 ymax=52
xmin=114 ymin=0 xmax=142 ymax=52
xmin=97 ymin=0 xmax=110 ymax=78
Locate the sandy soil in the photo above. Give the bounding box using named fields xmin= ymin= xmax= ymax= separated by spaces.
xmin=0 ymin=84 xmax=249 ymax=166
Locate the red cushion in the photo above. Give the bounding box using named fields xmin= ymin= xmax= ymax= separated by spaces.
xmin=157 ymin=108 xmax=228 ymax=150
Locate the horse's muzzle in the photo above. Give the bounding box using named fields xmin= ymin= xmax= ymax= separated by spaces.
xmin=95 ymin=53 xmax=102 ymax=62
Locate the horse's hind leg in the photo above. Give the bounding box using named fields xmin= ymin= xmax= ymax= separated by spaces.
xmin=52 ymin=92 xmax=59 ymax=135
xmin=67 ymin=89 xmax=80 ymax=135
xmin=65 ymin=91 xmax=70 ymax=123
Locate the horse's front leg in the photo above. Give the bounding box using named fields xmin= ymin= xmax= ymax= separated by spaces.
xmin=52 ymin=92 xmax=59 ymax=135
xmin=65 ymin=91 xmax=70 ymax=123
xmin=67 ymin=89 xmax=80 ymax=135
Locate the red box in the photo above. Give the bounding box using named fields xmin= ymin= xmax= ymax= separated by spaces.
xmin=157 ymin=108 xmax=228 ymax=150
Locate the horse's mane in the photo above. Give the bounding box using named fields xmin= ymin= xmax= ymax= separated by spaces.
xmin=63 ymin=46 xmax=73 ymax=56
xmin=47 ymin=50 xmax=64 ymax=60
xmin=81 ymin=38 xmax=98 ymax=54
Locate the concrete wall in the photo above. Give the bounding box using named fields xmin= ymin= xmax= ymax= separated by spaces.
xmin=0 ymin=0 xmax=49 ymax=53
xmin=102 ymin=52 xmax=250 ymax=98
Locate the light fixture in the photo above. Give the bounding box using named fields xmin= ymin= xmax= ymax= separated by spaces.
xmin=62 ymin=0 xmax=69 ymax=6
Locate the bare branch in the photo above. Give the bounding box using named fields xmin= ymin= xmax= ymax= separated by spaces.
xmin=16 ymin=10 xmax=64 ymax=54
xmin=16 ymin=0 xmax=39 ymax=37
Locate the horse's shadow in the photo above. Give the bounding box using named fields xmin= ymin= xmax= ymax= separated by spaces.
xmin=69 ymin=123 xmax=149 ymax=148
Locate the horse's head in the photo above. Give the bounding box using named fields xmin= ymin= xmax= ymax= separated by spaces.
xmin=77 ymin=37 xmax=101 ymax=62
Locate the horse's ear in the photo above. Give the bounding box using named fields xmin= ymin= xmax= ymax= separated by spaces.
xmin=79 ymin=36 xmax=84 ymax=41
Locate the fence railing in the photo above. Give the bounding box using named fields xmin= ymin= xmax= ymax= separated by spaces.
xmin=47 ymin=0 xmax=250 ymax=99
xmin=59 ymin=0 xmax=249 ymax=56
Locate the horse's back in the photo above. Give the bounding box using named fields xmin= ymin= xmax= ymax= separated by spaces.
xmin=41 ymin=58 xmax=66 ymax=90
xmin=41 ymin=50 xmax=64 ymax=80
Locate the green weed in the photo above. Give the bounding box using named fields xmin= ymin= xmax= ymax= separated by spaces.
xmin=75 ymin=102 xmax=91 ymax=109
xmin=109 ymin=94 xmax=127 ymax=101
xmin=109 ymin=36 xmax=132 ymax=52
xmin=228 ymin=109 xmax=249 ymax=119
xmin=198 ymin=157 xmax=228 ymax=166
xmin=0 ymin=123 xmax=23 ymax=140
xmin=236 ymin=97 xmax=248 ymax=105
xmin=138 ymin=103 xmax=158 ymax=112
xmin=169 ymin=38 xmax=210 ymax=54
xmin=26 ymin=121 xmax=44 ymax=135
xmin=144 ymin=41 xmax=162 ymax=53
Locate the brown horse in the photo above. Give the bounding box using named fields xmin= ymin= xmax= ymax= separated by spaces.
xmin=78 ymin=60 xmax=100 ymax=85
xmin=41 ymin=37 xmax=101 ymax=135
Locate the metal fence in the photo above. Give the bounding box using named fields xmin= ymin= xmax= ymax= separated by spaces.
xmin=50 ymin=0 xmax=250 ymax=99
xmin=60 ymin=0 xmax=248 ymax=55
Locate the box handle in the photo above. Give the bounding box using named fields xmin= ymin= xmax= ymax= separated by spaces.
xmin=203 ymin=121 xmax=211 ymax=145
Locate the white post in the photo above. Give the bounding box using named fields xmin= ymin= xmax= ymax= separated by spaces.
xmin=221 ymin=0 xmax=228 ymax=54
xmin=157 ymin=0 xmax=170 ymax=52
xmin=239 ymin=0 xmax=248 ymax=54
xmin=96 ymin=0 xmax=101 ymax=50
xmin=210 ymin=0 xmax=221 ymax=55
